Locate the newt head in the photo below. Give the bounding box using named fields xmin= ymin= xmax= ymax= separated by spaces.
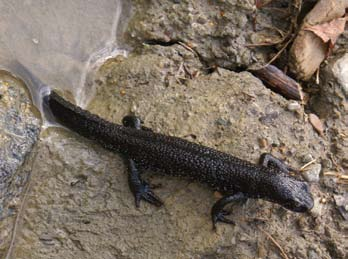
xmin=269 ymin=175 xmax=314 ymax=213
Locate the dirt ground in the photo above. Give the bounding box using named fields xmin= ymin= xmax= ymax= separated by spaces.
xmin=1 ymin=1 xmax=347 ymax=258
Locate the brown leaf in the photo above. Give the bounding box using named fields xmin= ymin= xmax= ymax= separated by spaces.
xmin=308 ymin=113 xmax=324 ymax=136
xmin=304 ymin=17 xmax=347 ymax=46
xmin=255 ymin=0 xmax=273 ymax=9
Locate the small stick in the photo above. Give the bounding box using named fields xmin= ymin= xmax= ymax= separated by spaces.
xmin=251 ymin=65 xmax=303 ymax=101
xmin=175 ymin=62 xmax=185 ymax=84
xmin=315 ymin=69 xmax=320 ymax=85
xmin=324 ymin=171 xmax=340 ymax=177
xmin=258 ymin=227 xmax=289 ymax=259
xmin=300 ymin=159 xmax=317 ymax=171
xmin=183 ymin=64 xmax=193 ymax=79
xmin=264 ymin=38 xmax=292 ymax=67
xmin=324 ymin=171 xmax=348 ymax=184
xmin=178 ymin=41 xmax=197 ymax=56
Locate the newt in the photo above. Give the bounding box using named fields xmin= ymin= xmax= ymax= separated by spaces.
xmin=45 ymin=91 xmax=314 ymax=229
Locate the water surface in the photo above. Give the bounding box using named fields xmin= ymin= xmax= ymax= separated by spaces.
xmin=0 ymin=0 xmax=127 ymax=110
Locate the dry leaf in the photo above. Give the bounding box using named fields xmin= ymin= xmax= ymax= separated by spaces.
xmin=304 ymin=17 xmax=347 ymax=46
xmin=255 ymin=0 xmax=273 ymax=9
xmin=308 ymin=113 xmax=324 ymax=136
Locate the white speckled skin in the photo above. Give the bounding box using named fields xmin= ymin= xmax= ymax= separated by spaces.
xmin=47 ymin=91 xmax=314 ymax=213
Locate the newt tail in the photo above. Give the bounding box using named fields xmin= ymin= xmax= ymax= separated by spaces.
xmin=45 ymin=91 xmax=314 ymax=228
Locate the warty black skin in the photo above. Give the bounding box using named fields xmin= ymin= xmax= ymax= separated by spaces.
xmin=46 ymin=91 xmax=314 ymax=228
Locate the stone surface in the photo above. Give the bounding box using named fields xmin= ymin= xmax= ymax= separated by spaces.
xmin=311 ymin=52 xmax=348 ymax=174
xmin=8 ymin=45 xmax=347 ymax=259
xmin=0 ymin=70 xmax=41 ymax=257
xmin=125 ymin=0 xmax=294 ymax=70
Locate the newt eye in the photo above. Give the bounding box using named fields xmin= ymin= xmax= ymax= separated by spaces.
xmin=122 ymin=115 xmax=141 ymax=129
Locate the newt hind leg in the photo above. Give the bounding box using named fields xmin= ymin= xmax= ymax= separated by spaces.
xmin=211 ymin=192 xmax=247 ymax=230
xmin=122 ymin=115 xmax=163 ymax=208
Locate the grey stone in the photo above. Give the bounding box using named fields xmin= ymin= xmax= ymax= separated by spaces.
xmin=302 ymin=164 xmax=322 ymax=183
xmin=332 ymin=53 xmax=348 ymax=96
xmin=0 ymin=70 xmax=41 ymax=255
xmin=287 ymin=101 xmax=301 ymax=112
xmin=334 ymin=194 xmax=348 ymax=220
xmin=311 ymin=51 xmax=348 ymax=174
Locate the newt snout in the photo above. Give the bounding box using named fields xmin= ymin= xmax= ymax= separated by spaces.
xmin=273 ymin=176 xmax=314 ymax=213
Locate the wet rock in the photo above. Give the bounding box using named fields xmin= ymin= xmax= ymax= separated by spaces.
xmin=302 ymin=163 xmax=322 ymax=183
xmin=0 ymin=70 xmax=41 ymax=256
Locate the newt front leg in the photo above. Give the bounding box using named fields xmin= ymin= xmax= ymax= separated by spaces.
xmin=122 ymin=115 xmax=163 ymax=208
xmin=211 ymin=192 xmax=247 ymax=230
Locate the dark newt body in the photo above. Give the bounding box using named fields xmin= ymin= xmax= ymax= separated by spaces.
xmin=46 ymin=91 xmax=314 ymax=227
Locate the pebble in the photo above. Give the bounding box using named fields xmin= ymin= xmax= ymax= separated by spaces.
xmin=341 ymin=158 xmax=348 ymax=169
xmin=321 ymin=158 xmax=332 ymax=169
xmin=332 ymin=53 xmax=348 ymax=95
xmin=310 ymin=197 xmax=324 ymax=218
xmin=32 ymin=38 xmax=39 ymax=44
xmin=39 ymin=233 xmax=55 ymax=246
xmin=287 ymin=101 xmax=301 ymax=111
xmin=215 ymin=118 xmax=231 ymax=126
xmin=302 ymin=163 xmax=321 ymax=182
xmin=308 ymin=249 xmax=320 ymax=259
xmin=334 ymin=194 xmax=348 ymax=220
xmin=302 ymin=154 xmax=314 ymax=163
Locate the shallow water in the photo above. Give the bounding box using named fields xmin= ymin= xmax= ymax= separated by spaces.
xmin=0 ymin=0 xmax=127 ymax=113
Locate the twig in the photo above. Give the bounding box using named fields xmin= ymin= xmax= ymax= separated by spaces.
xmin=300 ymin=159 xmax=317 ymax=172
xmin=324 ymin=171 xmax=348 ymax=185
xmin=258 ymin=227 xmax=289 ymax=259
xmin=178 ymin=41 xmax=197 ymax=56
xmin=250 ymin=64 xmax=303 ymax=100
xmin=264 ymin=37 xmax=293 ymax=67
xmin=183 ymin=64 xmax=193 ymax=79
xmin=175 ymin=62 xmax=185 ymax=84
xmin=250 ymin=0 xmax=303 ymax=68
